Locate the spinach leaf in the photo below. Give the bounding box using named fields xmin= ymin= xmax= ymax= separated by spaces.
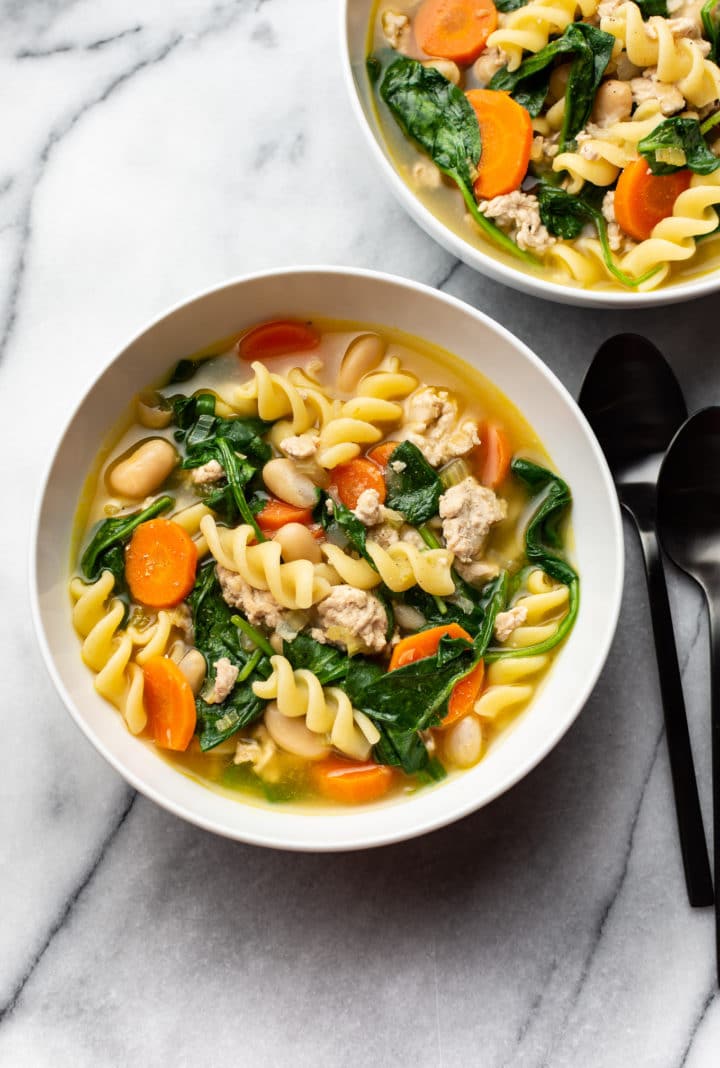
xmin=703 ymin=0 xmax=720 ymax=61
xmin=283 ymin=632 xmax=349 ymax=685
xmin=344 ymin=657 xmax=384 ymax=706
xmin=637 ymin=0 xmax=668 ymax=14
xmin=384 ymin=441 xmax=443 ymax=524
xmin=169 ymin=357 xmax=211 ymax=384
xmin=638 ymin=117 xmax=720 ymax=175
xmin=379 ymin=57 xmax=540 ymax=266
xmin=320 ymin=493 xmax=372 ymax=562
xmin=494 ymin=0 xmax=528 ymax=9
xmin=485 ymin=460 xmax=579 ymax=661
xmin=188 ymin=563 xmax=270 ymax=749
xmin=536 ymin=184 xmax=661 ymax=288
xmin=358 ymin=634 xmax=478 ymax=732
xmin=490 ymin=23 xmax=614 ymax=148
xmin=374 ymin=724 xmax=445 ymax=777
xmin=81 ymin=495 xmax=174 ymax=584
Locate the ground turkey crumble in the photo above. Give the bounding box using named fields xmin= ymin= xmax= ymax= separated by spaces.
xmin=204 ymin=657 xmax=239 ymax=705
xmin=312 ymin=585 xmax=388 ymax=655
xmin=478 ymin=192 xmax=556 ymax=254
xmin=403 ymin=387 xmax=479 ymax=468
xmin=494 ymin=606 xmax=528 ymax=643
xmin=217 ymin=564 xmax=287 ymax=631
xmin=280 ymin=433 xmax=318 ymax=460
xmin=439 ymin=477 xmax=507 ymax=563
xmin=191 ymin=459 xmax=224 ymax=484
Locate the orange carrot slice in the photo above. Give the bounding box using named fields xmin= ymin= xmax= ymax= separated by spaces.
xmin=237 ymin=319 xmax=320 ymax=361
xmin=143 ymin=655 xmax=197 ymax=751
xmin=466 ymin=89 xmax=532 ymax=200
xmin=614 ymin=159 xmax=692 ymax=242
xmin=312 ymin=758 xmax=395 ymax=804
xmin=473 ymin=421 xmax=512 ymax=488
xmin=331 ymin=458 xmax=387 ymax=510
xmin=367 ymin=441 xmax=400 ymax=470
xmin=256 ymin=498 xmax=314 ymax=532
xmin=415 ymin=0 xmax=498 ymax=65
xmin=389 ymin=623 xmax=484 ymax=727
xmin=126 ymin=518 xmax=198 ymax=609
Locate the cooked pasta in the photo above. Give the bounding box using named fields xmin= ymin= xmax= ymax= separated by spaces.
xmin=369 ymin=0 xmax=720 ymax=293
xmin=70 ymin=317 xmax=579 ymax=806
xmin=201 ymin=514 xmax=331 ymax=609
xmin=253 ymin=655 xmax=380 ymax=760
xmin=70 ymin=574 xmax=147 ymax=734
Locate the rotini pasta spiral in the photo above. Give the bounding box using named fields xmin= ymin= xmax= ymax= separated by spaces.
xmin=488 ymin=0 xmax=600 ymax=72
xmin=619 ymin=170 xmax=720 ymax=279
xmin=502 ymin=569 xmax=570 ymax=648
xmin=474 ymin=655 xmax=549 ymax=718
xmin=172 ymin=501 xmax=213 ymax=558
xmin=321 ymin=539 xmax=455 ymax=596
xmin=201 ymin=514 xmax=331 ymax=609
xmin=252 ymin=655 xmax=380 ymax=760
xmin=316 ymin=362 xmax=416 ymax=468
xmin=600 ymin=3 xmax=720 ymax=107
xmin=70 ymin=573 xmax=146 ymax=734
xmin=553 ymin=101 xmax=664 ymax=191
xmin=230 ymin=361 xmax=333 ymax=433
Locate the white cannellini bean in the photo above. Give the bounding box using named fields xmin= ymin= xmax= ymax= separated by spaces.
xmin=274 ymin=522 xmax=322 ymax=564
xmin=591 ymin=80 xmax=633 ymax=127
xmin=136 ymin=391 xmax=172 ymax=429
xmin=423 ymin=59 xmax=460 ymax=85
xmin=264 ymin=701 xmax=330 ymax=760
xmin=337 ymin=333 xmax=386 ymax=392
xmin=108 ymin=438 xmax=178 ymax=499
xmin=444 ymin=716 xmax=483 ymax=769
xmin=262 ymin=458 xmax=318 ymax=508
xmin=393 ymin=603 xmax=427 ymax=631
xmin=177 ymin=649 xmax=207 ymax=695
xmin=549 ymin=63 xmax=572 ymax=102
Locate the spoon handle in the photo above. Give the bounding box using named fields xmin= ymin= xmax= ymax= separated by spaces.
xmin=705 ymin=592 xmax=720 ymax=984
xmin=638 ymin=525 xmax=714 ymax=907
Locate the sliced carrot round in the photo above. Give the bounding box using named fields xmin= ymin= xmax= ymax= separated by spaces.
xmin=415 ymin=0 xmax=498 ymax=65
xmin=439 ymin=661 xmax=485 ymax=728
xmin=331 ymin=457 xmax=387 ymax=510
xmin=389 ymin=623 xmax=483 ymax=727
xmin=465 ymin=89 xmax=532 ymax=200
xmin=367 ymin=441 xmax=400 ymax=470
xmin=142 ymin=655 xmax=197 ymax=751
xmin=614 ymin=159 xmax=692 ymax=242
xmin=237 ymin=319 xmax=320 ymax=361
xmin=312 ymin=758 xmax=395 ymax=804
xmin=125 ymin=518 xmax=198 ymax=609
xmin=256 ymin=498 xmax=314 ymax=532
xmin=473 ymin=421 xmax=512 ymax=488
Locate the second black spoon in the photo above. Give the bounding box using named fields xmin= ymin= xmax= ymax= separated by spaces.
xmin=580 ymin=334 xmax=712 ymax=907
xmin=658 ymin=407 xmax=720 ymax=982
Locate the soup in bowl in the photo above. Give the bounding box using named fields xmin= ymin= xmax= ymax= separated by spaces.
xmin=343 ymin=0 xmax=720 ymax=306
xmin=32 ymin=268 xmax=622 ymax=849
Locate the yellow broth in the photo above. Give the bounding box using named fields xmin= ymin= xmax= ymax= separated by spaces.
xmin=72 ymin=318 xmax=572 ymax=808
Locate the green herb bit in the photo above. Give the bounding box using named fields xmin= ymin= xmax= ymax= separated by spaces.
xmin=231 ymin=614 xmax=275 ymax=657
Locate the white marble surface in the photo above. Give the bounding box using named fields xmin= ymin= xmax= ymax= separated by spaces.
xmin=2 ymin=0 xmax=720 ymax=1063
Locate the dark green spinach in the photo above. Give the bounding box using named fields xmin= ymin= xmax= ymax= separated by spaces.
xmin=384 ymin=441 xmax=443 ymax=524
xmin=638 ymin=117 xmax=720 ymax=175
xmin=536 ymin=184 xmax=661 ymax=288
xmin=379 ymin=57 xmax=539 ymax=265
xmin=490 ymin=23 xmax=615 ymax=149
xmin=485 ymin=460 xmax=579 ymax=660
xmin=703 ymin=0 xmax=720 ymax=61
xmin=81 ymin=495 xmax=174 ymax=586
xmin=319 ymin=493 xmax=373 ymax=562
xmin=637 ymin=0 xmax=668 ymax=14
xmin=188 ymin=563 xmax=270 ymax=750
xmin=283 ymin=632 xmax=349 ymax=685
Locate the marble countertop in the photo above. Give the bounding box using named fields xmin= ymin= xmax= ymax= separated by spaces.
xmin=2 ymin=1 xmax=719 ymax=1064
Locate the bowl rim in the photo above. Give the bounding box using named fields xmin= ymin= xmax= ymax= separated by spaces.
xmin=29 ymin=265 xmax=624 ymax=850
xmin=339 ymin=0 xmax=720 ymax=310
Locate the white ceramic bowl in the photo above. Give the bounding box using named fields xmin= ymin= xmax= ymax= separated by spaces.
xmin=31 ymin=267 xmax=623 ymax=851
xmin=341 ymin=0 xmax=720 ymax=309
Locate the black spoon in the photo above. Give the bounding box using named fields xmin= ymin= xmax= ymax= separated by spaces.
xmin=580 ymin=334 xmax=713 ymax=908
xmin=658 ymin=407 xmax=720 ymax=982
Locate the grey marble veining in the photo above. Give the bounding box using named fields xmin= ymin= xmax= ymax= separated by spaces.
xmin=2 ymin=1 xmax=720 ymax=1064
